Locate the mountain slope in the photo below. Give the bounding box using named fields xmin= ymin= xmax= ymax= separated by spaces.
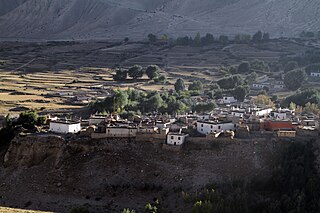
xmin=0 ymin=0 xmax=319 ymax=40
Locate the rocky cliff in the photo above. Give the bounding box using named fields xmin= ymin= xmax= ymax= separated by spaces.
xmin=0 ymin=134 xmax=289 ymax=212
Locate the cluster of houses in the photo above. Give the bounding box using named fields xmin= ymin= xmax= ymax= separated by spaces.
xmin=251 ymin=75 xmax=285 ymax=92
xmin=47 ymin=98 xmax=320 ymax=146
xmin=251 ymin=71 xmax=320 ymax=93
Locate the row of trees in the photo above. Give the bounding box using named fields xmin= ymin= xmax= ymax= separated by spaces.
xmin=113 ymin=65 xmax=163 ymax=81
xmin=147 ymin=31 xmax=270 ymax=46
xmin=90 ymin=87 xmax=219 ymax=116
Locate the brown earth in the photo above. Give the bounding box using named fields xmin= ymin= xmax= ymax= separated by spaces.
xmin=0 ymin=134 xmax=289 ymax=212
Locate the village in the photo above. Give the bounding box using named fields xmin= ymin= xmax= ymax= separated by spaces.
xmin=15 ymin=92 xmax=317 ymax=151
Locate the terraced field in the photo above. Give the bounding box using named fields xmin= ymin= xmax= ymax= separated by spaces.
xmin=0 ymin=207 xmax=52 ymax=213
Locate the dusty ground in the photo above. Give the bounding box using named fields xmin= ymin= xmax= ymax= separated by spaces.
xmin=0 ymin=134 xmax=288 ymax=213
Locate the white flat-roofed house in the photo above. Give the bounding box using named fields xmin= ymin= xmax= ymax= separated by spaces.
xmin=197 ymin=120 xmax=237 ymax=135
xmin=271 ymin=111 xmax=287 ymax=120
xmin=310 ymin=72 xmax=320 ymax=77
xmin=249 ymin=107 xmax=273 ymax=117
xmin=167 ymin=133 xmax=188 ymax=146
xmin=219 ymin=96 xmax=238 ymax=104
xmin=49 ymin=120 xmax=81 ymax=134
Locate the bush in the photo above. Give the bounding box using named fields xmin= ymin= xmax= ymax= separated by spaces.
xmin=70 ymin=207 xmax=89 ymax=213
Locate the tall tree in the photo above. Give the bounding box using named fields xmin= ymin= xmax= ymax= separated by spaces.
xmin=188 ymin=80 xmax=203 ymax=91
xmin=128 ymin=65 xmax=144 ymax=79
xmin=193 ymin=32 xmax=201 ymax=46
xmin=174 ymin=78 xmax=186 ymax=92
xmin=238 ymin=62 xmax=251 ymax=73
xmin=284 ymin=69 xmax=307 ymax=91
xmin=147 ymin=93 xmax=164 ymax=112
xmin=146 ymin=65 xmax=160 ymax=79
xmin=148 ymin=34 xmax=157 ymax=43
xmin=113 ymin=68 xmax=127 ymax=81
xmin=262 ymin=32 xmax=270 ymax=41
xmin=252 ymin=31 xmax=263 ymax=42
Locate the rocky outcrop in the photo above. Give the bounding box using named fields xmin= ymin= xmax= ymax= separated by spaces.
xmin=4 ymin=135 xmax=67 ymax=168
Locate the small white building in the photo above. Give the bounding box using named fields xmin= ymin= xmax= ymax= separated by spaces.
xmin=219 ymin=96 xmax=238 ymax=104
xmin=197 ymin=120 xmax=237 ymax=135
xmin=167 ymin=133 xmax=188 ymax=146
xmin=271 ymin=111 xmax=287 ymax=120
xmin=250 ymin=107 xmax=273 ymax=117
xmin=310 ymin=72 xmax=320 ymax=77
xmin=49 ymin=120 xmax=81 ymax=134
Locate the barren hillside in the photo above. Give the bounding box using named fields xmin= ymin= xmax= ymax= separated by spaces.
xmin=0 ymin=0 xmax=319 ymax=40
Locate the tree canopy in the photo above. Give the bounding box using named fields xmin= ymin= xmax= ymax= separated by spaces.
xmin=284 ymin=69 xmax=307 ymax=91
xmin=174 ymin=78 xmax=186 ymax=92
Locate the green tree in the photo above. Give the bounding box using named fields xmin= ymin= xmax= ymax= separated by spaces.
xmin=148 ymin=34 xmax=157 ymax=43
xmin=166 ymin=96 xmax=188 ymax=115
xmin=37 ymin=116 xmax=47 ymax=126
xmin=284 ymin=69 xmax=307 ymax=91
xmin=70 ymin=207 xmax=89 ymax=213
xmin=17 ymin=111 xmax=39 ymax=129
xmin=122 ymin=208 xmax=135 ymax=213
xmin=217 ymin=75 xmax=244 ymax=90
xmin=201 ymin=33 xmax=214 ymax=45
xmin=284 ymin=61 xmax=299 ymax=72
xmin=238 ymin=62 xmax=251 ymax=73
xmin=191 ymin=200 xmax=213 ymax=213
xmin=219 ymin=35 xmax=229 ymax=44
xmin=281 ymin=89 xmax=320 ymax=107
xmin=113 ymin=68 xmax=127 ymax=81
xmin=147 ymin=93 xmax=164 ymax=112
xmin=154 ymin=75 xmax=167 ymax=84
xmin=188 ymin=80 xmax=203 ymax=91
xmin=232 ymin=86 xmax=249 ymax=101
xmin=262 ymin=32 xmax=270 ymax=41
xmin=234 ymin=34 xmax=251 ymax=43
xmin=245 ymin=72 xmax=257 ymax=84
xmin=146 ymin=65 xmax=160 ymax=79
xmin=114 ymin=90 xmax=129 ymax=112
xmin=250 ymin=60 xmax=270 ymax=72
xmin=193 ymin=102 xmax=216 ymax=113
xmin=252 ymin=30 xmax=263 ymax=42
xmin=128 ymin=65 xmax=144 ymax=79
xmin=193 ymin=32 xmax=201 ymax=46
xmin=174 ymin=78 xmax=186 ymax=92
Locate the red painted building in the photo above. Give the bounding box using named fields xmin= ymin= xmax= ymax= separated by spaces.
xmin=260 ymin=120 xmax=293 ymax=131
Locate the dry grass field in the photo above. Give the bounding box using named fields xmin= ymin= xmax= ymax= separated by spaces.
xmin=0 ymin=39 xmax=316 ymax=115
xmin=0 ymin=207 xmax=52 ymax=213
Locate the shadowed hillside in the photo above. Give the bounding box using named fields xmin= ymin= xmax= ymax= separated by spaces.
xmin=0 ymin=0 xmax=320 ymax=40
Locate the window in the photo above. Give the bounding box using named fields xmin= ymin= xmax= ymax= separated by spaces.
xmin=218 ymin=126 xmax=221 ymax=129
xmin=234 ymin=124 xmax=237 ymax=128
xmin=201 ymin=124 xmax=203 ymax=127
xmin=178 ymin=137 xmax=181 ymax=140
xmin=171 ymin=136 xmax=174 ymax=140
xmin=201 ymin=129 xmax=203 ymax=132
xmin=211 ymin=125 xmax=213 ymax=129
